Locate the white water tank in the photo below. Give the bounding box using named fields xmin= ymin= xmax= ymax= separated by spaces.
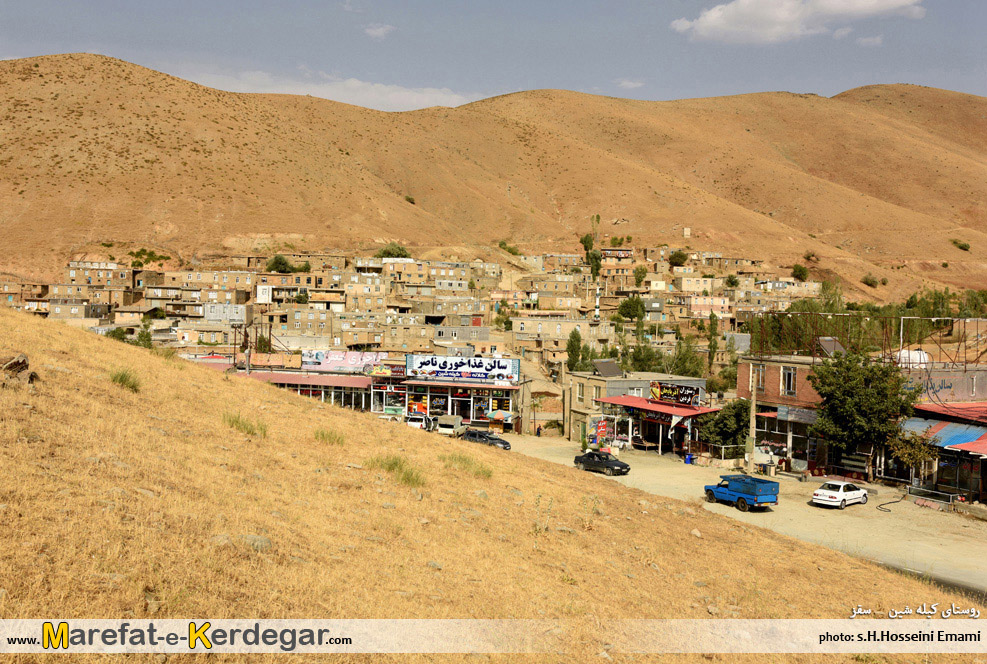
xmin=895 ymin=349 xmax=930 ymax=369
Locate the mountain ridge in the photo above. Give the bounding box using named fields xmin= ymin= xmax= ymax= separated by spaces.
xmin=1 ymin=53 xmax=985 ymax=301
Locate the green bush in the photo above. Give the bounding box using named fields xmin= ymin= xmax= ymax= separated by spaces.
xmin=374 ymin=242 xmax=411 ymax=259
xmin=861 ymin=274 xmax=879 ymax=288
xmin=668 ymin=250 xmax=688 ymax=267
xmin=223 ymin=412 xmax=268 ymax=438
xmin=366 ymin=454 xmax=425 ymax=487
xmin=440 ymin=453 xmax=492 ymax=479
xmin=792 ymin=264 xmax=809 ymax=282
xmin=315 ymin=428 xmax=345 ymax=446
xmin=110 ymin=369 xmax=140 ymax=393
xmin=951 ymin=239 xmax=971 ymax=251
xmin=404 ymin=195 xmax=416 ymax=205
xmin=498 ymin=240 xmax=522 ymax=256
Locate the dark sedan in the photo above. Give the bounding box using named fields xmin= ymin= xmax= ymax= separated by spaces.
xmin=461 ymin=429 xmax=511 ymax=450
xmin=573 ymin=451 xmax=630 ymax=476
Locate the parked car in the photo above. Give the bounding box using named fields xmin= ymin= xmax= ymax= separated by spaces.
xmin=812 ymin=481 xmax=868 ymax=509
xmin=705 ymin=475 xmax=779 ymax=512
xmin=462 ymin=429 xmax=511 ymax=450
xmin=573 ymin=451 xmax=630 ymax=476
xmin=406 ymin=414 xmax=429 ymax=430
xmin=435 ymin=415 xmax=467 ymax=437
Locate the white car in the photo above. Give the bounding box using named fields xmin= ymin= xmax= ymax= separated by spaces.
xmin=405 ymin=414 xmax=430 ymax=430
xmin=812 ymin=481 xmax=868 ymax=509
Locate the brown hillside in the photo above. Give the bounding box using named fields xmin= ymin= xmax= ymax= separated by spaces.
xmin=1 ymin=306 xmax=983 ymax=663
xmin=1 ymin=54 xmax=986 ymax=300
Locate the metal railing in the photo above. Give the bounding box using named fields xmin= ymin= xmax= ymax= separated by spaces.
xmin=907 ymin=486 xmax=961 ymax=504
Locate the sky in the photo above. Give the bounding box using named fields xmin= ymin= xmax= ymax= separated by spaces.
xmin=0 ymin=0 xmax=984 ymax=111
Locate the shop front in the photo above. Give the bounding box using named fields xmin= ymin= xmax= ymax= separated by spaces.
xmin=247 ymin=372 xmax=372 ymax=410
xmin=403 ymin=354 xmax=521 ymax=428
xmin=369 ymin=362 xmax=408 ymax=416
xmin=595 ymin=394 xmax=718 ymax=455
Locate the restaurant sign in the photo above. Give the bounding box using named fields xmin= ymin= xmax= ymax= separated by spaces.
xmin=649 ymin=381 xmax=701 ymax=406
xmin=301 ymin=350 xmax=388 ymax=374
xmin=406 ymin=354 xmax=520 ymax=382
xmin=368 ymin=363 xmax=407 ymax=378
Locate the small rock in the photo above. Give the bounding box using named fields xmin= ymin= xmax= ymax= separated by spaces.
xmin=412 ymin=490 xmax=424 ymax=501
xmin=270 ymin=511 xmax=284 ymax=519
xmin=365 ymin=535 xmax=383 ymax=542
xmin=418 ymin=518 xmax=430 ymax=525
xmin=210 ymin=534 xmax=231 ymax=546
xmin=598 ymin=651 xmax=612 ymax=660
xmin=381 ymin=503 xmax=396 ymax=510
xmin=134 ymin=488 xmax=156 ymax=498
xmin=691 ymin=529 xmax=702 ymax=538
xmin=155 ymin=655 xmax=167 ymax=664
xmin=694 ymin=581 xmax=707 ymax=588
xmin=427 ymin=561 xmax=443 ymax=570
xmin=149 ymin=427 xmax=168 ymax=437
xmin=240 ymin=534 xmax=272 ymax=552
xmin=290 ymin=556 xmax=309 ymax=564
xmin=509 ymin=487 xmax=523 ymax=497
xmin=86 ymin=457 xmax=102 ymax=465
xmin=0 ymin=588 xmax=7 ymax=600
xmin=707 ymin=606 xmax=719 ymax=616
xmin=146 ymin=600 xmax=161 ymax=614
xmin=474 ymin=490 xmax=488 ymax=500
xmin=346 ymin=463 xmax=363 ymax=469
xmin=555 ymin=526 xmax=575 ymax=534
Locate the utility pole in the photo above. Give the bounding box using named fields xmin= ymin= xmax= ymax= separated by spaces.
xmin=746 ymin=371 xmax=757 ymax=474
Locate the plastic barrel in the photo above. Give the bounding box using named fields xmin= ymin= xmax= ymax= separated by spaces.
xmin=684 ymin=454 xmax=693 ymax=465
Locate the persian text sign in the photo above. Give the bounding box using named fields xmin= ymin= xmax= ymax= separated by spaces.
xmin=301 ymin=351 xmax=388 ymax=374
xmin=406 ymin=355 xmax=520 ymax=383
xmin=649 ymin=381 xmax=700 ymax=406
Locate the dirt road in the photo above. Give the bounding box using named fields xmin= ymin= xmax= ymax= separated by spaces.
xmin=505 ymin=434 xmax=987 ymax=597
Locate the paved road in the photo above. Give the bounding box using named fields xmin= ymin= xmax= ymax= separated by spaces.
xmin=505 ymin=434 xmax=987 ymax=597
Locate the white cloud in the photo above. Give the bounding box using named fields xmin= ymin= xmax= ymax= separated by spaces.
xmin=832 ymin=26 xmax=853 ymax=39
xmin=670 ymin=0 xmax=924 ymax=44
xmin=364 ymin=23 xmax=396 ymax=40
xmin=615 ymin=78 xmax=644 ymax=90
xmin=856 ymin=34 xmax=884 ymax=46
xmin=186 ymin=68 xmax=481 ymax=112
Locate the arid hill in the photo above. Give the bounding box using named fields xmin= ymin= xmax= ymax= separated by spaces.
xmin=1 ymin=54 xmax=986 ymax=299
xmin=1 ymin=305 xmax=983 ymax=663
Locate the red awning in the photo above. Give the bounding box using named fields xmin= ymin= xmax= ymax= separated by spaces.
xmin=595 ymin=395 xmax=719 ymax=417
xmin=402 ymin=380 xmax=519 ymax=391
xmin=915 ymin=402 xmax=987 ymax=424
xmin=247 ymin=372 xmax=371 ymax=389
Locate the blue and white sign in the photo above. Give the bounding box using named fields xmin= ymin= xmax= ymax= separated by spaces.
xmin=406 ymin=355 xmax=520 ymax=383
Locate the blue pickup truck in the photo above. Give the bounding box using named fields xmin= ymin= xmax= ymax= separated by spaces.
xmin=704 ymin=475 xmax=779 ymax=512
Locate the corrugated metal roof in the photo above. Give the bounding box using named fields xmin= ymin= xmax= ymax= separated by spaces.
xmin=596 ymin=395 xmax=719 ymax=417
xmin=903 ymin=416 xmax=987 ymax=448
xmin=248 ymin=372 xmax=371 ymax=389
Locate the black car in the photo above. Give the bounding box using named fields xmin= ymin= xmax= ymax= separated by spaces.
xmin=573 ymin=451 xmax=630 ymax=476
xmin=461 ymin=429 xmax=511 ymax=450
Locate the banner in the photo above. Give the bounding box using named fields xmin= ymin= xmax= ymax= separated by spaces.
xmin=301 ymin=351 xmax=388 ymax=374
xmin=649 ymin=381 xmax=700 ymax=406
xmin=406 ymin=355 xmax=520 ymax=382
xmin=368 ymin=363 xmax=406 ymax=378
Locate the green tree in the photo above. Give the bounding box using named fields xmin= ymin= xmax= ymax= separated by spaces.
xmin=579 ymin=233 xmax=594 ymax=252
xmin=725 ymin=274 xmax=740 ymax=288
xmin=617 ymin=296 xmax=646 ymax=321
xmin=468 ymin=278 xmax=476 ymax=291
xmin=106 ymin=327 xmax=128 ymax=342
xmin=587 ymin=249 xmax=602 ymax=280
xmin=266 ymin=254 xmax=292 ymax=273
xmin=375 ymin=242 xmax=411 ymax=259
xmin=634 ymin=265 xmax=648 ymax=287
xmin=256 ymin=334 xmax=273 ymax=354
xmin=707 ymin=313 xmax=719 ymax=371
xmin=808 ymin=353 xmax=920 ymax=472
xmin=668 ymin=250 xmax=689 ymax=268
xmin=698 ymin=399 xmax=750 ymax=451
xmin=135 ymin=319 xmax=153 ymax=349
xmin=566 ymin=329 xmax=582 ymax=372
xmin=792 ymin=264 xmax=809 ymax=282
xmin=494 ymin=299 xmax=514 ymax=331
xmin=294 ymin=292 xmax=309 ymax=304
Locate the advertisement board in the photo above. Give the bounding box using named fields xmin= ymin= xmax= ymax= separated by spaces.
xmin=368 ymin=363 xmax=406 ymax=378
xmin=406 ymin=355 xmax=520 ymax=383
xmin=301 ymin=351 xmax=388 ymax=374
xmin=649 ymin=381 xmax=701 ymax=406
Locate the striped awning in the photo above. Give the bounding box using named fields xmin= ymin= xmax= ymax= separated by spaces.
xmin=902 ymin=416 xmax=987 ymax=449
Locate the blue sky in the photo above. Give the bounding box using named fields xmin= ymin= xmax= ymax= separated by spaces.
xmin=1 ymin=0 xmax=983 ymax=110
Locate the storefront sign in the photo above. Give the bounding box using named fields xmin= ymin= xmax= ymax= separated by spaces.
xmin=779 ymin=406 xmax=817 ymax=424
xmin=406 ymin=354 xmax=520 ymax=382
xmin=649 ymin=381 xmax=700 ymax=406
xmin=368 ymin=363 xmax=406 ymax=377
xmin=302 ymin=350 xmax=389 ymax=374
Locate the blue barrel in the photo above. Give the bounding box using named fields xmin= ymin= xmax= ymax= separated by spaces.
xmin=684 ymin=454 xmax=693 ymax=465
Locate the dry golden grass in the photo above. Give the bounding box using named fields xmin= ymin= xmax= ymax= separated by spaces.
xmin=0 ymin=306 xmax=984 ymax=663
xmin=1 ymin=54 xmax=986 ymax=300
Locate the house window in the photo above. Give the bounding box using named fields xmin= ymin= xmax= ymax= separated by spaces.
xmin=592 ymin=385 xmax=601 ymax=401
xmin=577 ymin=383 xmax=585 ymax=401
xmin=782 ymin=366 xmax=797 ymax=397
xmin=751 ymin=364 xmax=765 ymax=392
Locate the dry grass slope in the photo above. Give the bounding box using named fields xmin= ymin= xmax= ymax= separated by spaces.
xmin=1 ymin=54 xmax=986 ymax=300
xmin=0 ymin=307 xmax=984 ymax=662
